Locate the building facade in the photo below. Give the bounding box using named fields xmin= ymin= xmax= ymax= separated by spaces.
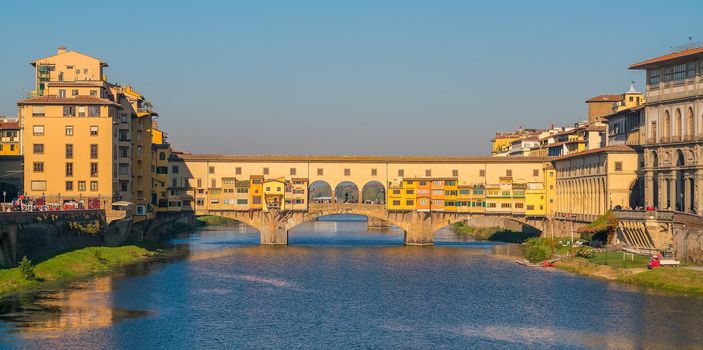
xmin=630 ymin=45 xmax=703 ymax=214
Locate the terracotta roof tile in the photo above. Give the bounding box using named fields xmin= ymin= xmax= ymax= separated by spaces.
xmin=0 ymin=122 xmax=19 ymax=130
xmin=630 ymin=47 xmax=703 ymax=69
xmin=586 ymin=94 xmax=621 ymax=103
xmin=17 ymin=95 xmax=121 ymax=107
xmin=553 ymin=145 xmax=638 ymax=161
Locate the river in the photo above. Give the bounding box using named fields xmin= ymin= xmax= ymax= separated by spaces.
xmin=0 ymin=216 xmax=702 ymax=349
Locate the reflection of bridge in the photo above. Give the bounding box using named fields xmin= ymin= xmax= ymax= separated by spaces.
xmin=203 ymin=203 xmax=547 ymax=245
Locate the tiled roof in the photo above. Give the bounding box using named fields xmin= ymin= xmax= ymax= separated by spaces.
xmin=553 ymin=145 xmax=638 ymax=161
xmin=630 ymin=47 xmax=703 ymax=69
xmin=174 ymin=154 xmax=553 ymax=163
xmin=0 ymin=121 xmax=19 ymax=130
xmin=602 ymin=105 xmax=645 ymax=119
xmin=47 ymin=81 xmax=107 ymax=87
xmin=17 ymin=95 xmax=121 ymax=107
xmin=586 ymin=94 xmax=621 ymax=103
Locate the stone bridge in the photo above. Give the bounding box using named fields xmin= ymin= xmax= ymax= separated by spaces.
xmin=204 ymin=203 xmax=547 ymax=245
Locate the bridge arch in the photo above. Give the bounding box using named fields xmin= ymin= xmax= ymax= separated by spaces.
xmin=361 ymin=181 xmax=386 ymax=204
xmin=309 ymin=180 xmax=333 ymax=203
xmin=334 ymin=181 xmax=360 ymax=203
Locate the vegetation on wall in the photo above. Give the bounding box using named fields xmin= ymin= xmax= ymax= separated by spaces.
xmin=577 ymin=210 xmax=618 ymax=243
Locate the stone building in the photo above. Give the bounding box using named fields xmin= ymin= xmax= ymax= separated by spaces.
xmin=630 ymin=45 xmax=703 ymax=213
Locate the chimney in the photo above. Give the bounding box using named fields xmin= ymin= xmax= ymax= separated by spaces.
xmin=57 ymin=45 xmax=67 ymax=54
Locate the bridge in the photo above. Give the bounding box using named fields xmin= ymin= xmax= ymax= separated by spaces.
xmin=203 ymin=203 xmax=547 ymax=245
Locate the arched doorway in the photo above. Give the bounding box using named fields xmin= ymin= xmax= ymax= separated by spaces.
xmin=309 ymin=180 xmax=333 ymax=203
xmin=675 ymin=150 xmax=685 ymax=211
xmin=335 ymin=181 xmax=359 ymax=203
xmin=361 ymin=181 xmax=385 ymax=204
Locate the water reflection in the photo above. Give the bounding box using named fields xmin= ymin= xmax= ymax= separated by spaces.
xmin=0 ymin=218 xmax=701 ymax=349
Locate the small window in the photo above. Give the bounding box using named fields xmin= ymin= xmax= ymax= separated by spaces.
xmin=263 ymin=167 xmax=269 ymax=175
xmin=65 ymin=126 xmax=73 ymax=136
xmin=63 ymin=106 xmax=76 ymax=117
xmin=90 ymin=181 xmax=98 ymax=191
xmin=371 ymin=168 xmax=377 ymax=176
xmin=398 ymin=169 xmax=404 ymax=177
xmin=479 ymin=169 xmax=485 ymax=177
xmin=172 ymin=165 xmax=179 ymax=173
xmin=452 ymin=169 xmax=458 ymax=177
xmin=317 ymin=168 xmax=324 ymax=176
xmin=90 ymin=162 xmax=98 ymax=177
xmin=65 ymin=181 xmax=73 ymax=191
xmin=32 ymin=144 xmax=44 ymax=154
xmin=90 ymin=125 xmax=98 ymax=136
xmin=235 ymin=167 xmax=242 ymax=175
xmin=90 ymin=90 xmax=97 ymax=97
xmin=290 ymin=168 xmax=296 ymax=176
xmin=88 ymin=106 xmax=100 ymax=117
xmin=65 ymin=162 xmax=73 ymax=176
xmin=72 ymin=89 xmax=79 ymax=96
xmin=33 ymin=162 xmax=44 ymax=172
xmin=209 ymin=166 xmax=215 ymax=174
xmin=65 ymin=144 xmax=73 ymax=158
xmin=533 ymin=169 xmax=539 ymax=177
xmin=344 ymin=168 xmax=351 ymax=176
xmin=90 ymin=144 xmax=98 ymax=159
xmin=425 ymin=169 xmax=431 ymax=177
xmin=506 ymin=169 xmax=512 ymax=177
xmin=33 ymin=125 xmax=44 ymax=136
xmin=614 ymin=161 xmax=623 ymax=171
xmin=78 ymin=181 xmax=86 ymax=191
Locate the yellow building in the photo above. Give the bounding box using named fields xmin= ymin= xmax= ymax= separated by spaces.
xmin=249 ymin=175 xmax=264 ymax=210
xmin=0 ymin=119 xmax=21 ymax=156
xmin=286 ymin=178 xmax=309 ymax=211
xmin=263 ymin=178 xmax=285 ymax=211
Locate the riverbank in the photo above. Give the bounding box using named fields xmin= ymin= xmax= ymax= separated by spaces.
xmin=451 ymin=222 xmax=536 ymax=243
xmin=0 ymin=246 xmax=155 ymax=297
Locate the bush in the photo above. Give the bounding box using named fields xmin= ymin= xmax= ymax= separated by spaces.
xmin=18 ymin=256 xmax=36 ymax=281
xmin=576 ymin=247 xmax=597 ymax=259
xmin=524 ymin=238 xmax=552 ymax=263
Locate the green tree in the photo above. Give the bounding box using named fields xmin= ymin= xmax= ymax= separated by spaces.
xmin=18 ymin=256 xmax=36 ymax=281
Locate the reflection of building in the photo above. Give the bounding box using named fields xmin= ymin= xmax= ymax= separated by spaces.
xmin=630 ymin=44 xmax=703 ymax=213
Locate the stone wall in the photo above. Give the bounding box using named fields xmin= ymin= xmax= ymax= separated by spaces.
xmin=672 ymin=213 xmax=703 ymax=264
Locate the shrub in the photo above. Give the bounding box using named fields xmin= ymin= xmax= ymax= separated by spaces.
xmin=18 ymin=256 xmax=36 ymax=281
xmin=576 ymin=247 xmax=597 ymax=259
xmin=524 ymin=238 xmax=552 ymax=263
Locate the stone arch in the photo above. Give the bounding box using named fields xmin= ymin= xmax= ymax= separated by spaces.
xmin=686 ymin=107 xmax=695 ymax=139
xmin=675 ymin=108 xmax=683 ymax=138
xmin=308 ymin=180 xmax=333 ymax=203
xmin=361 ymin=181 xmax=386 ymax=204
xmin=0 ymin=231 xmax=12 ymax=267
xmin=663 ymin=110 xmax=671 ymax=139
xmin=675 ymin=149 xmax=685 ymax=211
xmin=334 ymin=181 xmax=360 ymax=203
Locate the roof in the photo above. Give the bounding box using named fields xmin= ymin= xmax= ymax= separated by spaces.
xmin=553 ymin=144 xmax=638 ymax=161
xmin=31 ymin=49 xmax=108 ymax=67
xmin=586 ymin=125 xmax=606 ymax=132
xmin=0 ymin=121 xmax=19 ymax=130
xmin=630 ymin=47 xmax=703 ymax=70
xmin=47 ymin=81 xmax=107 ymax=88
xmin=17 ymin=95 xmax=121 ymax=107
xmin=174 ymin=154 xmax=553 ymax=163
xmin=586 ymin=94 xmax=621 ymax=103
xmin=602 ymin=105 xmax=645 ymax=120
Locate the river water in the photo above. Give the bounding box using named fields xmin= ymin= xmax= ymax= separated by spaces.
xmin=0 ymin=216 xmax=702 ymax=349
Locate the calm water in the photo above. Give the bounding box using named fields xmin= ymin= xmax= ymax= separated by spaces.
xmin=0 ymin=216 xmax=702 ymax=349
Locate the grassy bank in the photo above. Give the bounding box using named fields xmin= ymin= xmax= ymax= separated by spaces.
xmin=451 ymin=222 xmax=537 ymax=243
xmin=196 ymin=215 xmax=235 ymax=226
xmin=0 ymin=246 xmax=153 ymax=296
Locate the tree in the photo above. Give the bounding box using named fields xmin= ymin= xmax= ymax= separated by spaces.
xmin=19 ymin=256 xmax=35 ymax=281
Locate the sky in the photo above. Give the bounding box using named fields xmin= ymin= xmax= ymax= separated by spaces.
xmin=0 ymin=0 xmax=701 ymax=156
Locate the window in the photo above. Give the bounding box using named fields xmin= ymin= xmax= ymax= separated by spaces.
xmin=290 ymin=168 xmax=296 ymax=176
xmin=211 ymin=179 xmax=217 ymax=188
xmin=515 ymin=203 xmax=524 ymax=209
xmin=371 ymin=168 xmax=377 ymax=176
xmin=90 ymin=181 xmax=98 ymax=191
xmin=31 ymin=181 xmax=46 ymax=191
xmin=78 ymin=181 xmax=86 ymax=191
xmin=33 ymin=162 xmax=44 ymax=172
xmin=406 ymin=189 xmax=414 ymax=195
xmin=479 ymin=169 xmax=485 ymax=177
xmin=32 ymin=106 xmax=45 ymax=117
xmin=88 ymin=106 xmax=100 ymax=117
xmin=90 ymin=144 xmax=98 ymax=159
xmin=673 ymin=64 xmax=686 ymax=81
xmin=174 ymin=178 xmax=179 ymax=187
xmin=209 ymin=166 xmax=215 ymax=174
xmin=237 ymin=187 xmax=249 ymax=193
xmin=65 ymin=163 xmax=73 ymax=176
xmin=392 ymin=200 xmax=401 ymax=206
xmin=235 ymin=167 xmax=242 ymax=175
xmin=406 ymin=199 xmax=414 ymax=206
xmin=501 ymin=203 xmax=511 ymax=208
xmin=72 ymin=89 xmax=79 ymax=96
xmin=398 ymin=169 xmax=404 ymax=177
xmin=452 ymin=169 xmax=458 ymax=177
xmin=614 ymin=161 xmax=623 ymax=171
xmin=32 ymin=144 xmax=44 ymax=154
xmin=506 ymin=169 xmax=512 ymax=177
xmin=197 ymin=178 xmax=202 ymax=187
xmin=172 ymin=165 xmax=179 ymax=173
xmin=237 ymin=199 xmax=248 ymax=205
xmin=90 ymin=125 xmax=98 ymax=136
xmin=58 ymin=89 xmax=66 ymax=98
xmin=317 ymin=168 xmax=324 ymax=176
xmin=65 ymin=144 xmax=73 ymax=158
xmin=344 ymin=168 xmax=351 ymax=176
xmin=90 ymin=163 xmax=98 ymax=177
xmin=425 ymin=169 xmax=431 ymax=177
xmin=63 ymin=106 xmax=76 ymax=117
xmin=33 ymin=125 xmax=44 ymax=136
xmin=65 ymin=181 xmax=73 ymax=191
xmin=263 ymin=167 xmax=269 ymax=175
xmin=90 ymin=90 xmax=97 ymax=97
xmin=65 ymin=126 xmax=73 ymax=136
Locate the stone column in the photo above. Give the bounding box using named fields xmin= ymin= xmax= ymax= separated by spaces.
xmin=644 ymin=171 xmax=654 ymax=208
xmin=696 ymin=171 xmax=703 ymax=215
xmin=669 ymin=174 xmax=677 ymax=211
xmin=684 ymin=173 xmax=692 ymax=213
xmin=405 ymin=212 xmax=434 ymax=245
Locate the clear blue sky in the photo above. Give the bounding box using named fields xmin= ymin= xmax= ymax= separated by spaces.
xmin=0 ymin=0 xmax=700 ymax=155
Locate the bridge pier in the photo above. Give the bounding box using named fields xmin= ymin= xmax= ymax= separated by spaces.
xmin=259 ymin=211 xmax=289 ymax=245
xmin=404 ymin=213 xmax=434 ymax=246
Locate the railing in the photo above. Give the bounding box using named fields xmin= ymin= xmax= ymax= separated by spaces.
xmin=613 ymin=209 xmax=675 ymax=222
xmin=3 ymin=194 xmax=109 ymax=212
